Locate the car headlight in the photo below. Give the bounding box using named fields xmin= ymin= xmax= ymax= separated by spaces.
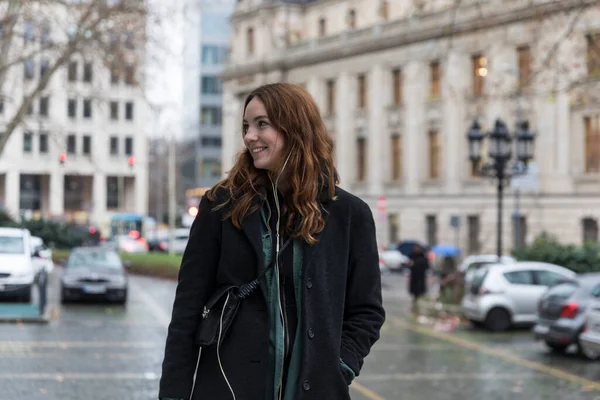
xmin=112 ymin=275 xmax=127 ymax=286
xmin=61 ymin=276 xmax=79 ymax=285
xmin=14 ymin=271 xmax=33 ymax=278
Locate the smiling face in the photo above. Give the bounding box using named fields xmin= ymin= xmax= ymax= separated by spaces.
xmin=243 ymin=97 xmax=286 ymax=172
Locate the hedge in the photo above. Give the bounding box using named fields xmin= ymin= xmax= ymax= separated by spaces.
xmin=512 ymin=232 xmax=600 ymax=274
xmin=53 ymin=249 xmax=183 ymax=280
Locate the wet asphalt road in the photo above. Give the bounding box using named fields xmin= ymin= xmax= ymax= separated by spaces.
xmin=0 ymin=271 xmax=599 ymax=400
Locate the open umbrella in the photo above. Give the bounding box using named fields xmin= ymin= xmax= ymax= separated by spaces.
xmin=432 ymin=244 xmax=461 ymax=257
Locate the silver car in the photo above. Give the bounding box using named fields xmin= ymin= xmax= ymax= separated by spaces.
xmin=462 ymin=262 xmax=576 ymax=331
xmin=533 ymin=274 xmax=600 ymax=359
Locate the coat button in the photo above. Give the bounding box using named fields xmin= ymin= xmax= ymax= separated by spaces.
xmin=307 ymin=328 xmax=314 ymax=339
xmin=302 ymin=380 xmax=310 ymax=391
xmin=306 ymin=278 xmax=313 ymax=289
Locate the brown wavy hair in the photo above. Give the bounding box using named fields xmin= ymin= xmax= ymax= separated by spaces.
xmin=207 ymin=83 xmax=338 ymax=244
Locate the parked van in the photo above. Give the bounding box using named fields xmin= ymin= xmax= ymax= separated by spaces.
xmin=0 ymin=228 xmax=36 ymax=302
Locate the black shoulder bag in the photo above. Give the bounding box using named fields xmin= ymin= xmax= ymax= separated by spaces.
xmin=195 ymin=262 xmax=274 ymax=347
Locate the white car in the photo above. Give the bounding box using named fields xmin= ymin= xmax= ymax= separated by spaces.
xmin=380 ymin=248 xmax=410 ymax=273
xmin=461 ymin=254 xmax=516 ymax=284
xmin=0 ymin=227 xmax=36 ymax=302
xmin=167 ymin=228 xmax=190 ymax=254
xmin=30 ymin=236 xmax=54 ymax=275
xmin=461 ymin=262 xmax=575 ymax=331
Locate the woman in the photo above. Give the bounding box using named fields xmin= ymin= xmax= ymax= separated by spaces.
xmin=408 ymin=245 xmax=429 ymax=315
xmin=159 ymin=83 xmax=385 ymax=400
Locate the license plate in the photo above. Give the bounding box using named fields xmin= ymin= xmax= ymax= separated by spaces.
xmin=83 ymin=285 xmax=106 ymax=294
xmin=534 ymin=325 xmax=549 ymax=335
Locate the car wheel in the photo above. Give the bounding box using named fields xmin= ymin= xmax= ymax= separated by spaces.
xmin=545 ymin=341 xmax=569 ymax=353
xmin=484 ymin=307 xmax=511 ymax=332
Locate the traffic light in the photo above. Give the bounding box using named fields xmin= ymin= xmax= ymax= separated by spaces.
xmin=188 ymin=206 xmax=199 ymax=217
xmin=59 ymin=152 xmax=67 ymax=165
xmin=127 ymin=155 xmax=135 ymax=167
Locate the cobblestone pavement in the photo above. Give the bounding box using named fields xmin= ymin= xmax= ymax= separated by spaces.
xmin=0 ymin=271 xmax=598 ymax=399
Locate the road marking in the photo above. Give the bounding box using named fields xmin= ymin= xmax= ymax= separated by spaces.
xmin=129 ymin=280 xmax=171 ymax=328
xmin=0 ymin=341 xmax=163 ymax=349
xmin=358 ymin=372 xmax=542 ymax=382
xmin=390 ymin=316 xmax=600 ymax=391
xmin=0 ymin=372 xmax=160 ymax=380
xmin=351 ymin=381 xmax=386 ymax=400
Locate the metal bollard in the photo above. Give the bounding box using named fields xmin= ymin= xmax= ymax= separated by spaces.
xmin=38 ymin=269 xmax=47 ymax=316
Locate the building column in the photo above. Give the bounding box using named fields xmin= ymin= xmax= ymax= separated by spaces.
xmin=92 ymin=172 xmax=107 ymax=228
xmin=49 ymin=170 xmax=64 ymax=218
xmin=403 ymin=61 xmax=426 ymax=195
xmin=221 ymin=86 xmax=242 ymax=175
xmin=367 ymin=64 xmax=385 ymax=196
xmin=335 ymin=72 xmax=353 ymax=189
xmin=4 ymin=170 xmax=19 ymax=219
xmin=306 ymin=76 xmax=322 ymax=110
xmin=443 ymin=52 xmax=467 ymax=194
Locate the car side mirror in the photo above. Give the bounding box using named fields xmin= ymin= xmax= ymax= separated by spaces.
xmin=32 ymin=250 xmax=40 ymax=258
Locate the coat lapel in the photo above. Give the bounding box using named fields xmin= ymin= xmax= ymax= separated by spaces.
xmin=302 ymin=204 xmax=330 ymax=272
xmin=241 ymin=208 xmax=268 ymax=299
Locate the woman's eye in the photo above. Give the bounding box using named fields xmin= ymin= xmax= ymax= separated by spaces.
xmin=258 ymin=121 xmax=268 ymax=127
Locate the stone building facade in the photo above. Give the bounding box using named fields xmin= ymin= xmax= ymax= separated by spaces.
xmin=221 ymin=0 xmax=600 ymax=254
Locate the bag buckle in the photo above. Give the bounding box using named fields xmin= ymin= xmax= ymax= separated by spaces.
xmin=202 ymin=306 xmax=210 ymax=319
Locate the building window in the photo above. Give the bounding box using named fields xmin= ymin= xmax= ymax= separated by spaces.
xmin=24 ymin=59 xmax=35 ymax=80
xmin=106 ymin=177 xmax=119 ymax=209
xmin=583 ymin=217 xmax=599 ymax=243
xmin=200 ymin=159 xmax=222 ymax=178
xmin=39 ymin=96 xmax=49 ymax=117
xmin=517 ymin=46 xmax=531 ymax=88
xmin=513 ymin=215 xmax=527 ymax=248
xmin=110 ymin=136 xmax=119 ymax=155
xmin=83 ymin=62 xmax=93 ymax=83
xmin=67 ymin=134 xmax=76 ymax=154
xmin=428 ymin=129 xmax=441 ymax=179
xmin=357 ymin=74 xmax=367 ymax=110
xmin=426 ymin=215 xmax=437 ymax=246
xmin=19 ymin=174 xmax=41 ymax=211
xmin=40 ymin=22 xmax=51 ymax=46
xmin=202 ymin=45 xmax=227 ymax=65
xmin=26 ymin=100 xmax=34 ymax=115
xmin=68 ymin=99 xmax=76 ymax=118
xmin=0 ymin=98 xmax=3 ymax=114
xmin=125 ymin=102 xmax=134 ymax=120
xmin=392 ymin=68 xmax=402 ymax=106
xmin=584 ymin=115 xmax=600 ymax=173
xmin=467 ymin=215 xmax=480 ymax=254
xmin=247 ymin=27 xmax=254 ymax=55
xmin=110 ymin=62 xmax=119 ymax=84
xmin=201 ymin=136 xmax=222 ymax=147
xmin=318 ymin=18 xmax=326 ymax=37
xmin=200 ymin=106 xmax=222 ymax=125
xmin=388 ymin=213 xmax=399 ymax=244
xmin=39 ymin=132 xmax=48 ymax=153
xmin=40 ymin=59 xmax=50 ymax=78
xmin=83 ymin=135 xmax=91 ymax=155
xmin=380 ymin=0 xmax=389 ymax=21
xmin=326 ymin=79 xmax=335 ymax=116
xmin=391 ymin=134 xmax=402 ymax=181
xmin=201 ymin=76 xmax=223 ymax=94
xmin=472 ymin=55 xmax=487 ymax=96
xmin=587 ymin=33 xmax=600 ymax=78
xmin=68 ymin=61 xmax=77 ymax=82
xmin=83 ymin=99 xmax=92 ymax=119
xmin=430 ymin=61 xmax=440 ymax=99
xmin=347 ymin=9 xmax=356 ymax=29
xmin=23 ymin=20 xmax=35 ymax=44
xmin=110 ymin=101 xmax=119 ymax=120
xmin=124 ymin=64 xmax=135 ymax=85
xmin=124 ymin=137 xmax=133 ymax=155
xmin=357 ymin=137 xmax=366 ymax=181
xmin=23 ymin=132 xmax=33 ymax=153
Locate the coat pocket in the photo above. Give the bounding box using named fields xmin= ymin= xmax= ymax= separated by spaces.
xmin=339 ymin=358 xmax=356 ymax=385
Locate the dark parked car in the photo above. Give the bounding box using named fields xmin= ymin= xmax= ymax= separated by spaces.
xmin=60 ymin=247 xmax=129 ymax=304
xmin=533 ymin=273 xmax=600 ymax=359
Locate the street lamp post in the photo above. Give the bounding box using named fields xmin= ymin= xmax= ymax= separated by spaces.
xmin=467 ymin=119 xmax=535 ymax=258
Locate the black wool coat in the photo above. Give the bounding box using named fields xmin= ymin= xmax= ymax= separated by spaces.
xmin=159 ymin=186 xmax=385 ymax=400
